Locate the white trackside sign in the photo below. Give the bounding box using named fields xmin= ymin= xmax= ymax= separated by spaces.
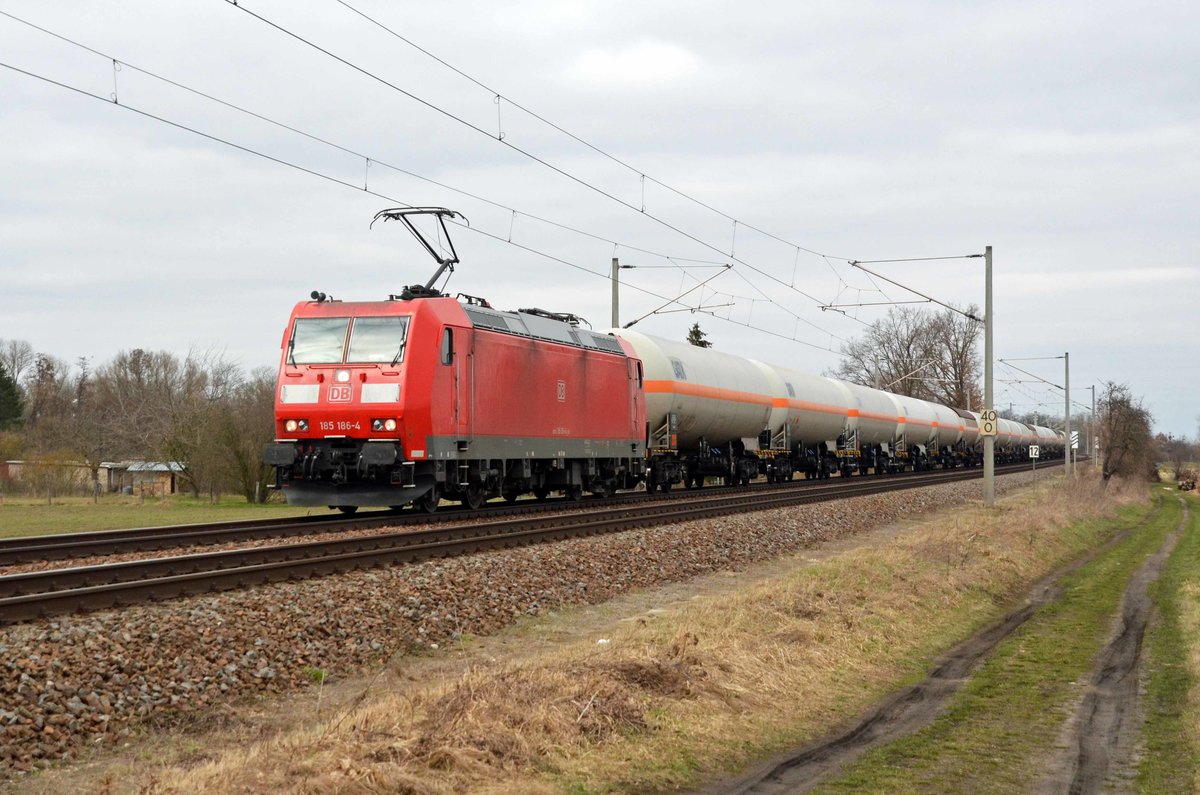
xmin=979 ymin=409 xmax=998 ymax=437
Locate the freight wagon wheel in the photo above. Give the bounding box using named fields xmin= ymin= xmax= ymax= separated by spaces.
xmin=660 ymin=482 xmax=672 ymax=494
xmin=336 ymin=506 xmax=358 ymax=515
xmin=463 ymin=483 xmax=486 ymax=510
xmin=503 ymin=490 xmax=520 ymax=503
xmin=533 ymin=487 xmax=550 ymax=501
xmin=567 ymin=485 xmax=583 ymax=502
xmin=416 ymin=486 xmax=440 ymax=514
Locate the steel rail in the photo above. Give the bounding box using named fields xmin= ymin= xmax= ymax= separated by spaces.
xmin=0 ymin=462 xmax=1060 ymax=625
xmin=0 ymin=463 xmax=1011 ymax=565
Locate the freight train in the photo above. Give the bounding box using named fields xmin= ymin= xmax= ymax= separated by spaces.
xmin=263 ymin=291 xmax=1065 ymax=512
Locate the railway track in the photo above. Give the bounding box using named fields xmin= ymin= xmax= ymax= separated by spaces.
xmin=0 ymin=461 xmax=1060 ymax=624
xmin=0 ymin=463 xmax=1046 ymax=565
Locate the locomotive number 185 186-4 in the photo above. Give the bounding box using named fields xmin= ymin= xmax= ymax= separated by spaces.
xmin=318 ymin=421 xmax=361 ymax=432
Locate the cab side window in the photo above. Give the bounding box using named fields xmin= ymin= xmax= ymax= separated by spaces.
xmin=441 ymin=328 xmax=454 ymax=365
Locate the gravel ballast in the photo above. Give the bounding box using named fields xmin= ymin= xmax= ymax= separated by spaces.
xmin=0 ymin=472 xmax=1044 ymax=773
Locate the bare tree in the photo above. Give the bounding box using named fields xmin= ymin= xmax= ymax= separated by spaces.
xmin=215 ymin=368 xmax=277 ymax=503
xmin=830 ymin=305 xmax=982 ymax=407
xmin=0 ymin=339 xmax=35 ymax=385
xmin=1155 ymin=432 xmax=1194 ymax=481
xmin=927 ymin=305 xmax=983 ymax=410
xmin=1097 ymin=381 xmax=1154 ymax=481
xmin=23 ymin=353 xmax=74 ymax=450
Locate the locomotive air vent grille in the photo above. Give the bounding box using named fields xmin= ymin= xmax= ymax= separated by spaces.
xmin=462 ymin=305 xmax=624 ymax=355
xmin=586 ymin=333 xmax=625 ymax=354
xmin=462 ymin=306 xmax=509 ymax=332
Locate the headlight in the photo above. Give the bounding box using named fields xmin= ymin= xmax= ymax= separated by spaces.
xmin=335 ymin=369 xmax=351 ymax=383
xmin=298 ymin=419 xmax=309 ymax=431
xmin=372 ymin=419 xmax=383 ymax=431
xmin=384 ymin=419 xmax=397 ymax=432
xmin=285 ymin=420 xmax=298 ymax=432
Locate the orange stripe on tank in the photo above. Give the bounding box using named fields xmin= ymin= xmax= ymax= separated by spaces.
xmin=643 ymin=379 xmax=774 ymax=407
xmin=643 ymin=380 xmax=915 ymax=425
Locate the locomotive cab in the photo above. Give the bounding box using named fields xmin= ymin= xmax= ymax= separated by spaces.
xmin=263 ymin=295 xmax=462 ymax=509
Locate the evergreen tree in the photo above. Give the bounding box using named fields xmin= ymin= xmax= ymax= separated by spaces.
xmin=686 ymin=322 xmax=712 ymax=348
xmin=0 ymin=362 xmax=23 ymax=429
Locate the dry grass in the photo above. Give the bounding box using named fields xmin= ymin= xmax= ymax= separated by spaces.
xmin=1173 ymin=494 xmax=1200 ymax=794
xmin=125 ymin=475 xmax=1144 ymax=794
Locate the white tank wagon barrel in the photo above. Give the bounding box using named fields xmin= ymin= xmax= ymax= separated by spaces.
xmin=613 ymin=330 xmax=1063 ymax=491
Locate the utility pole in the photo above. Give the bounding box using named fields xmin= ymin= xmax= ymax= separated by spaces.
xmin=611 ymin=257 xmax=620 ymax=328
xmin=984 ymin=245 xmax=994 ymax=507
xmin=1064 ymin=352 xmax=1071 ymax=476
xmin=1091 ymin=384 xmax=1097 ymax=466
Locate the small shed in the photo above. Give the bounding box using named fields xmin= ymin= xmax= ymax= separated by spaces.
xmin=103 ymin=461 xmax=185 ymax=495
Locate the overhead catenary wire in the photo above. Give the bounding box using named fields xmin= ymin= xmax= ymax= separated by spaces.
xmin=847 ymin=260 xmax=984 ymax=322
xmin=221 ymin=0 xmax=844 ymax=317
xmin=332 ymin=0 xmax=849 ymax=263
xmin=0 ymin=58 xmax=844 ymax=354
xmin=0 ymin=9 xmax=725 ymax=272
xmin=2 ymin=7 xmax=852 ymax=347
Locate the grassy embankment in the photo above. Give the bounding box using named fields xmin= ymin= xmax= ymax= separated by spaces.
xmin=95 ymin=474 xmax=1159 ymax=795
xmin=0 ymin=494 xmax=346 ymax=538
xmin=1138 ymin=489 xmax=1200 ymax=793
xmin=813 ymin=486 xmax=1192 ymax=793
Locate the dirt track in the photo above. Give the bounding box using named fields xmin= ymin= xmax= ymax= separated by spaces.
xmin=1040 ymin=498 xmax=1186 ymax=794
xmin=706 ymin=499 xmax=1170 ymax=795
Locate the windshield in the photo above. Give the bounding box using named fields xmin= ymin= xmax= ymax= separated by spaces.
xmin=289 ymin=317 xmax=349 ymax=364
xmin=347 ymin=316 xmax=410 ymax=363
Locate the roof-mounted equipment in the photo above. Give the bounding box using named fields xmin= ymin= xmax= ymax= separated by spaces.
xmin=518 ymin=307 xmax=590 ymax=328
xmin=456 ymin=293 xmax=493 ymax=308
xmin=371 ymin=207 xmax=467 ymax=300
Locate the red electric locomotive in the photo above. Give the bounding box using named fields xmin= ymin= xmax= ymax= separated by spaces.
xmin=263 ymin=208 xmax=646 ymax=511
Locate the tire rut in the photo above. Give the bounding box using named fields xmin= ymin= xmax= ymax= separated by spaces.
xmin=1041 ymin=498 xmax=1187 ymax=795
xmin=701 ymin=498 xmax=1166 ymax=795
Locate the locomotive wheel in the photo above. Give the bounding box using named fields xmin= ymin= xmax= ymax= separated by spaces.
xmin=533 ymin=487 xmax=550 ymax=501
xmin=660 ymin=482 xmax=672 ymax=493
xmin=336 ymin=506 xmax=358 ymax=515
xmin=416 ymin=486 xmax=440 ymax=514
xmin=463 ymin=484 xmax=486 ymax=510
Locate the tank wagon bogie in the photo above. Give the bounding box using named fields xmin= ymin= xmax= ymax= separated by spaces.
xmin=264 ymin=295 xmax=645 ymax=511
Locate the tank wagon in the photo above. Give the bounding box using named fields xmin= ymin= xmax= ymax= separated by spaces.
xmin=613 ymin=331 xmax=1010 ymax=491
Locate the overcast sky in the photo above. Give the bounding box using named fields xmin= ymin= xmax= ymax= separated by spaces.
xmin=2 ymin=0 xmax=1197 ymax=437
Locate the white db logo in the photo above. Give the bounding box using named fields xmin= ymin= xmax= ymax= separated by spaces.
xmin=328 ymin=385 xmax=352 ymax=402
